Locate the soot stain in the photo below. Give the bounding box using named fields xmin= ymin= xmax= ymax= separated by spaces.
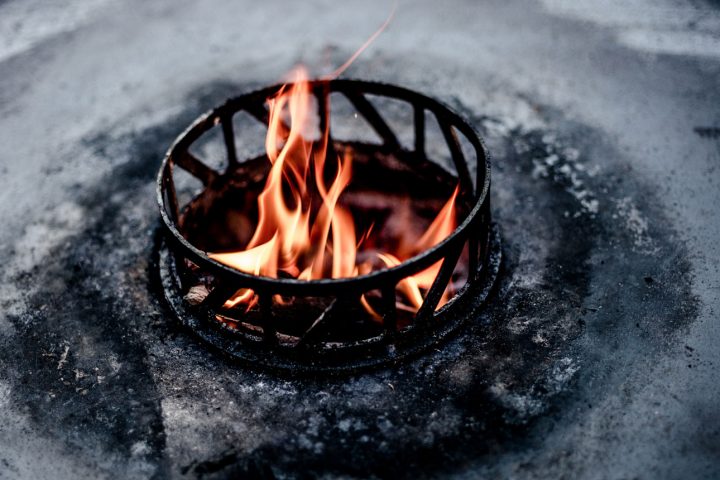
xmin=0 ymin=80 xmax=261 ymax=478
xmin=167 ymin=108 xmax=605 ymax=479
xmin=1 ymin=81 xmax=700 ymax=480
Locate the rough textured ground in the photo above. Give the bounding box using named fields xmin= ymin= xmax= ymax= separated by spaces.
xmin=0 ymin=1 xmax=719 ymax=479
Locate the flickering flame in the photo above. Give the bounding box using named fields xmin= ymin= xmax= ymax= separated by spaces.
xmin=208 ymin=14 xmax=459 ymax=319
xmin=359 ymin=187 xmax=459 ymax=320
xmin=209 ymin=65 xmax=459 ymax=317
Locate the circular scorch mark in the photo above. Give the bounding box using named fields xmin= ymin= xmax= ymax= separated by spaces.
xmin=0 ymin=82 xmax=697 ymax=478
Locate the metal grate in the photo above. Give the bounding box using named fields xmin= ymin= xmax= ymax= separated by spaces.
xmin=156 ymin=79 xmax=500 ymax=373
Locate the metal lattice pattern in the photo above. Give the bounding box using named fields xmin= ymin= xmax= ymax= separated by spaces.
xmin=156 ymin=79 xmax=498 ymax=372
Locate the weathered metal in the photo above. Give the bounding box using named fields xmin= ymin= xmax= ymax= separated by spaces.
xmin=156 ymin=79 xmax=499 ymax=373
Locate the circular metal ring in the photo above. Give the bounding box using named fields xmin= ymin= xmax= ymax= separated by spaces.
xmin=155 ymin=79 xmax=498 ymax=373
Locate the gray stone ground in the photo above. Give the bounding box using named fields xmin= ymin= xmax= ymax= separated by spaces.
xmin=0 ymin=0 xmax=719 ymax=479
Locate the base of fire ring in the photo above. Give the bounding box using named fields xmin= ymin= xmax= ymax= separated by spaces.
xmin=156 ymin=224 xmax=501 ymax=375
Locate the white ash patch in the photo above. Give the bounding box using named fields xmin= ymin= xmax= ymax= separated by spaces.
xmin=56 ymin=345 xmax=70 ymax=370
xmin=130 ymin=440 xmax=151 ymax=457
xmin=337 ymin=418 xmax=352 ymax=432
xmin=506 ymin=316 xmax=537 ymax=336
xmin=489 ymin=383 xmax=545 ymax=420
xmin=510 ymin=251 xmax=550 ymax=291
xmin=443 ymin=74 xmax=599 ymax=218
xmin=235 ymin=378 xmax=298 ymax=398
xmin=478 ymin=107 xmax=546 ymax=139
xmin=489 ymin=357 xmax=579 ymax=422
xmin=446 ymin=360 xmax=474 ymax=388
xmin=545 ymin=357 xmax=580 ymax=395
xmin=341 ymin=376 xmax=387 ymax=396
xmin=482 ymin=111 xmax=600 ymax=219
xmin=337 ymin=417 xmax=367 ymax=433
xmin=614 ymin=196 xmax=658 ymax=253
xmin=533 ymin=133 xmax=600 ymax=216
xmin=108 ymin=354 xmax=122 ymax=374
xmin=531 ymin=332 xmax=551 ymax=347
xmin=442 ymin=74 xmax=549 ymax=135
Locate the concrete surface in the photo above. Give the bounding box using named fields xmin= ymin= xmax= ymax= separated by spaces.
xmin=0 ymin=0 xmax=718 ymax=478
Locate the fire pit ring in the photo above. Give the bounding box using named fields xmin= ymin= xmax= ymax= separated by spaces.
xmin=156 ymin=79 xmax=500 ymax=373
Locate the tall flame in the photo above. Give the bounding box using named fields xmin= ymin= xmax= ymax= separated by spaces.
xmin=209 ymin=19 xmax=459 ymax=319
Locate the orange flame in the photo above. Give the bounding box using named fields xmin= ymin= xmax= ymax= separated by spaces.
xmin=208 ymin=15 xmax=459 ymax=320
xmin=210 ymin=67 xmax=361 ymax=308
xmin=359 ymin=186 xmax=459 ymax=320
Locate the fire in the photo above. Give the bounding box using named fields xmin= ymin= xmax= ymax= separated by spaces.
xmin=210 ymin=66 xmax=361 ymax=306
xmin=209 ymin=24 xmax=458 ymax=319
